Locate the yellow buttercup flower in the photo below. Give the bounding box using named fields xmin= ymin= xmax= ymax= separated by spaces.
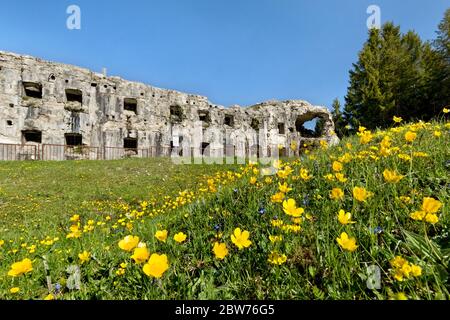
xmin=230 ymin=228 xmax=252 ymax=250
xmin=10 ymin=287 xmax=20 ymax=294
xmin=282 ymin=199 xmax=304 ymax=217
xmin=422 ymin=197 xmax=442 ymax=214
xmin=338 ymin=154 xmax=351 ymax=165
xmin=70 ymin=214 xmax=80 ymax=222
xmin=332 ymin=161 xmax=343 ymax=172
xmin=78 ymin=251 xmax=91 ymax=264
xmin=383 ymin=169 xmax=404 ymax=183
xmin=405 ymin=131 xmax=417 ymax=142
xmin=249 ymin=176 xmax=257 ymax=185
xmin=44 ymin=294 xmax=55 ymax=301
xmin=271 ymin=192 xmax=285 ymax=203
xmin=118 ymin=235 xmax=140 ymax=252
xmin=411 ymin=264 xmax=422 ymax=277
xmin=66 ymin=224 xmax=82 ymax=239
xmin=131 ymin=247 xmax=150 ymax=264
xmin=278 ymin=182 xmax=292 ymax=194
xmin=393 ymin=116 xmax=403 ymax=123
xmin=213 ymin=242 xmax=228 ymax=260
xmin=330 ymin=188 xmax=344 ymax=200
xmin=143 ymin=254 xmax=169 ymax=278
xmin=337 ymin=210 xmax=355 ymax=225
xmin=380 ymin=136 xmax=391 ymax=149
xmin=268 ymin=251 xmax=287 ymax=265
xmin=336 ymin=232 xmax=358 ymax=252
xmin=300 ymin=168 xmax=312 ymax=181
xmin=155 ymin=230 xmax=168 ymax=243
xmin=264 ymin=177 xmax=273 ymax=184
xmin=390 ymin=256 xmax=407 ymax=269
xmin=173 ymin=232 xmax=187 ymax=243
xmin=8 ymin=258 xmax=33 ymax=277
xmin=443 ymin=107 xmax=449 ymax=114
xmin=353 ymin=187 xmax=373 ymax=202
xmin=359 ymin=130 xmax=373 ymax=144
xmin=389 ymin=292 xmax=408 ymax=300
xmin=269 ymin=235 xmax=283 ymax=243
xmin=335 ymin=173 xmax=348 ymax=183
xmin=277 ymin=166 xmax=293 ymax=179
xmin=410 ymin=210 xmax=426 ymax=221
xmin=399 ymin=196 xmax=411 ymax=204
xmin=425 ymin=213 xmax=439 ymax=224
xmin=398 ymin=154 xmax=411 ymax=161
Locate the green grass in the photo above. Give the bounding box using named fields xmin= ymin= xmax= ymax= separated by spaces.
xmin=0 ymin=121 xmax=449 ymax=300
xmin=0 ymin=159 xmax=237 ymax=235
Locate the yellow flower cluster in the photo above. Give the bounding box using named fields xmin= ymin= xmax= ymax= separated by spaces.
xmin=410 ymin=197 xmax=442 ymax=224
xmin=390 ymin=256 xmax=422 ymax=281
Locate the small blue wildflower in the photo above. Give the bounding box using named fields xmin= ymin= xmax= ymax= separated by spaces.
xmin=233 ymin=188 xmax=238 ymax=193
xmin=258 ymin=207 xmax=266 ymax=215
xmin=373 ymin=226 xmax=383 ymax=234
xmin=273 ymin=215 xmax=278 ymax=220
xmin=214 ymin=224 xmax=221 ymax=231
xmin=302 ymin=195 xmax=310 ymax=206
xmin=54 ymin=283 xmax=62 ymax=293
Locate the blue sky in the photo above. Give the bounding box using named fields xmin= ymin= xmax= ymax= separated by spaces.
xmin=1 ymin=0 xmax=448 ymax=109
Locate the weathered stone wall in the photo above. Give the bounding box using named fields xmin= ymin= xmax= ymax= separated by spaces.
xmin=0 ymin=51 xmax=338 ymax=159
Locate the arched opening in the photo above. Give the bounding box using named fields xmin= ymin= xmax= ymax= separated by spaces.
xmin=201 ymin=142 xmax=210 ymax=157
xmin=295 ymin=114 xmax=326 ymax=138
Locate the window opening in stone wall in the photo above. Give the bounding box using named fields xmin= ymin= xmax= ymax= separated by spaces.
xmin=124 ymin=98 xmax=137 ymax=113
xmin=278 ymin=123 xmax=285 ymax=134
xmin=22 ymin=130 xmax=42 ymax=143
xmin=170 ymin=105 xmax=183 ymax=123
xmin=251 ymin=118 xmax=260 ymax=131
xmin=224 ymin=115 xmax=234 ymax=127
xmin=65 ymin=89 xmax=83 ymax=103
xmin=65 ymin=133 xmax=83 ymax=146
xmin=124 ymin=138 xmax=138 ymax=150
xmin=23 ymin=82 xmax=43 ymax=99
xmin=198 ymin=110 xmax=211 ymax=123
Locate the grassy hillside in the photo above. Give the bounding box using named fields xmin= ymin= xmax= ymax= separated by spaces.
xmin=0 ymin=120 xmax=449 ymax=300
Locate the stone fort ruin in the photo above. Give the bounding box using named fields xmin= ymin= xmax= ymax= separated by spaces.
xmin=0 ymin=51 xmax=338 ymax=161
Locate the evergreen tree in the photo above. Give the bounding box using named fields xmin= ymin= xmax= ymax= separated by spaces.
xmin=344 ymin=27 xmax=384 ymax=130
xmin=430 ymin=9 xmax=450 ymax=112
xmin=331 ymin=98 xmax=346 ymax=138
xmin=343 ymin=21 xmax=444 ymax=129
